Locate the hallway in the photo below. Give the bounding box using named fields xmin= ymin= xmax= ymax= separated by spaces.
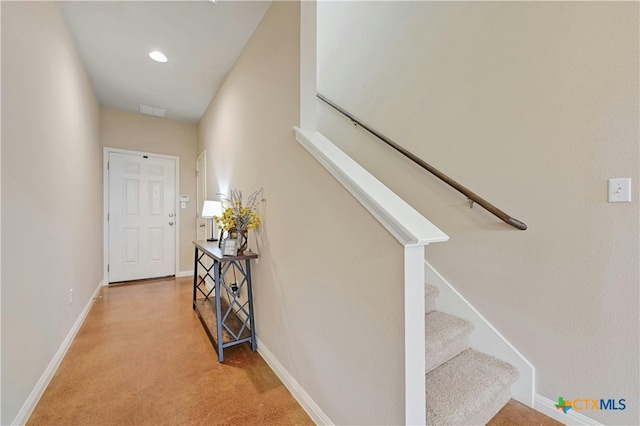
xmin=27 ymin=277 xmax=313 ymax=425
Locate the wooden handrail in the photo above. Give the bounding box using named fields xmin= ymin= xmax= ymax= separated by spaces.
xmin=317 ymin=93 xmax=527 ymax=231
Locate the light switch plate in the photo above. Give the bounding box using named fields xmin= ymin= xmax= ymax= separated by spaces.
xmin=608 ymin=178 xmax=631 ymax=203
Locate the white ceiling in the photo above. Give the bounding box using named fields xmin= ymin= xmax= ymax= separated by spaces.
xmin=60 ymin=1 xmax=272 ymax=123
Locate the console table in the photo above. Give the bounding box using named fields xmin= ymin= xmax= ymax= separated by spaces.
xmin=192 ymin=240 xmax=258 ymax=362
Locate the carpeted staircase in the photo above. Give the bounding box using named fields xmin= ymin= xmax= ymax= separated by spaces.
xmin=426 ymin=285 xmax=519 ymax=425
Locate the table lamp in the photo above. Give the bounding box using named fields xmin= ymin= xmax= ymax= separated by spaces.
xmin=201 ymin=200 xmax=222 ymax=241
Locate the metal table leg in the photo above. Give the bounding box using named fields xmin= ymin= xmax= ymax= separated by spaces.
xmin=214 ymin=259 xmax=224 ymax=362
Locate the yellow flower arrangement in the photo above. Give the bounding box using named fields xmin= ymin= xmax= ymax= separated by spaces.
xmin=213 ymin=188 xmax=263 ymax=231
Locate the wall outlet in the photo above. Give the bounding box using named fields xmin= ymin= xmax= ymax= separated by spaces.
xmin=70 ymin=288 xmax=74 ymax=305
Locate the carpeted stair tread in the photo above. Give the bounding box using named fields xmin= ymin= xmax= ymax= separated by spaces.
xmin=426 ymin=349 xmax=520 ymax=426
xmin=426 ymin=285 xmax=439 ymax=313
xmin=426 ymin=311 xmax=474 ymax=372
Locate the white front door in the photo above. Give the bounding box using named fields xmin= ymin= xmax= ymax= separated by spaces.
xmin=108 ymin=152 xmax=176 ymax=283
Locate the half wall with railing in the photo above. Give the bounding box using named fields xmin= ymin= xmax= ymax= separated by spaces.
xmin=294 ymin=127 xmax=449 ymax=424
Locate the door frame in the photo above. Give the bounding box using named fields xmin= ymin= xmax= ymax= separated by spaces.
xmin=196 ymin=150 xmax=206 ymax=220
xmin=102 ymin=147 xmax=180 ymax=284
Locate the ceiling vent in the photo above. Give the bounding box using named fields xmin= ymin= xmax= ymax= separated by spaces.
xmin=139 ymin=104 xmax=167 ymax=118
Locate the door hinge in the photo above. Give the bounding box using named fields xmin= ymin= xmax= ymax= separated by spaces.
xmin=107 ymin=162 xmax=109 ymax=170
xmin=107 ymin=265 xmax=110 ymax=272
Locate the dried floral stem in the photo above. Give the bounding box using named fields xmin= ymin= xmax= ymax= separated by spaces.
xmin=214 ymin=188 xmax=264 ymax=231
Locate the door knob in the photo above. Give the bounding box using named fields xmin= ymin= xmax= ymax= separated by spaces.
xmin=169 ymin=222 xmax=174 ymax=226
xmin=199 ymin=223 xmax=205 ymax=228
xmin=169 ymin=213 xmax=174 ymax=217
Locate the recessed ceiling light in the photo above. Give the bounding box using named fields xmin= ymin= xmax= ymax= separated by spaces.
xmin=149 ymin=51 xmax=168 ymax=63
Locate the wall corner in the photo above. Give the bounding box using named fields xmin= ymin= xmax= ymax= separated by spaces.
xmin=299 ymin=0 xmax=316 ymax=131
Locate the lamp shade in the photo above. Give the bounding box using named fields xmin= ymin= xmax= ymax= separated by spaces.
xmin=201 ymin=200 xmax=222 ymax=218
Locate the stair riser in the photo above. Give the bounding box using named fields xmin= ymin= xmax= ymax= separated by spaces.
xmin=427 ymin=337 xmax=469 ymax=373
xmin=426 ymin=389 xmax=512 ymax=426
xmin=426 ymin=298 xmax=437 ymax=314
xmin=426 ymin=285 xmax=439 ymax=313
xmin=425 ymin=311 xmax=475 ymax=373
xmin=466 ymin=388 xmax=512 ymax=425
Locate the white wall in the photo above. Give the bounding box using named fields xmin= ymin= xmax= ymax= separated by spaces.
xmin=198 ymin=2 xmax=408 ymax=424
xmin=317 ymin=2 xmax=639 ymax=425
xmin=1 ymin=2 xmax=103 ymax=423
xmin=100 ymin=108 xmax=198 ymax=274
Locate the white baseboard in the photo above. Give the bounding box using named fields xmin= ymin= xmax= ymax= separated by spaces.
xmin=176 ymin=270 xmax=193 ymax=278
xmin=12 ymin=281 xmax=104 ymax=426
xmin=257 ymin=338 xmax=333 ymax=426
xmin=535 ymin=394 xmax=603 ymax=425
